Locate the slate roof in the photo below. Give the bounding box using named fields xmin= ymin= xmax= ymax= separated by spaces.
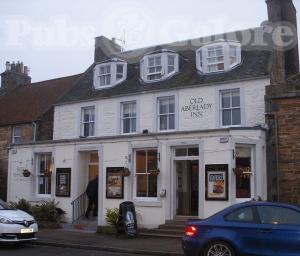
xmin=58 ymin=27 xmax=272 ymax=105
xmin=0 ymin=74 xmax=81 ymax=126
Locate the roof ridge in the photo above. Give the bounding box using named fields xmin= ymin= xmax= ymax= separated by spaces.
xmin=29 ymin=73 xmax=82 ymax=86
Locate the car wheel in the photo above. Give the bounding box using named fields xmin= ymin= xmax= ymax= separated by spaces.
xmin=203 ymin=241 xmax=235 ymax=256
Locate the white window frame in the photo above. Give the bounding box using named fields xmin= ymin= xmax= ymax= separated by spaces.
xmin=157 ymin=96 xmax=176 ymax=132
xmin=99 ymin=64 xmax=111 ymax=87
xmin=93 ymin=59 xmax=127 ymax=89
xmin=220 ymin=88 xmax=241 ymax=127
xmin=140 ymin=51 xmax=179 ymax=83
xmin=196 ymin=41 xmax=241 ymax=74
xmin=12 ymin=127 xmax=21 ymax=144
xmin=35 ymin=153 xmax=52 ymax=197
xmin=81 ymin=106 xmax=95 ymax=137
xmin=121 ymin=101 xmax=137 ymax=134
xmin=134 ymin=148 xmax=159 ymax=199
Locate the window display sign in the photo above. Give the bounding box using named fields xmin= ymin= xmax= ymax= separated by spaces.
xmin=205 ymin=164 xmax=228 ymax=201
xmin=106 ymin=167 xmax=124 ymax=199
xmin=56 ymin=168 xmax=71 ymax=197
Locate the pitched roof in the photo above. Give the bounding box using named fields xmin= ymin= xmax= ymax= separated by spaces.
xmin=0 ymin=74 xmax=81 ymax=126
xmin=58 ymin=27 xmax=272 ymax=105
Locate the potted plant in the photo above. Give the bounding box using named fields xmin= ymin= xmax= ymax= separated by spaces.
xmin=122 ymin=168 xmax=131 ymax=177
xmin=149 ymin=169 xmax=160 ymax=176
xmin=23 ymin=169 xmax=31 ymax=177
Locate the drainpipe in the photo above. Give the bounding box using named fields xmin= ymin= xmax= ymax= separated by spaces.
xmin=274 ymin=113 xmax=280 ymax=202
xmin=32 ymin=121 xmax=37 ymax=142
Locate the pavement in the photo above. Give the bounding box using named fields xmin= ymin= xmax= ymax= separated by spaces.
xmin=34 ymin=229 xmax=184 ymax=256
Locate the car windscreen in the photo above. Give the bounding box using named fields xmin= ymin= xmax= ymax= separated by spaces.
xmin=0 ymin=199 xmax=14 ymax=210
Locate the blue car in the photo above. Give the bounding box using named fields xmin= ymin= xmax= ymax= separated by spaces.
xmin=182 ymin=201 xmax=300 ymax=256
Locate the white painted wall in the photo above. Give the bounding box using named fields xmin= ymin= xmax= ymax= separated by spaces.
xmin=53 ymin=78 xmax=269 ymax=140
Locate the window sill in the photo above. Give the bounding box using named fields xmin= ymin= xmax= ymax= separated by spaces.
xmin=133 ymin=199 xmax=163 ymax=207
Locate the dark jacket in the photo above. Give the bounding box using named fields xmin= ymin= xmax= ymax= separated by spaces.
xmin=86 ymin=177 xmax=98 ymax=199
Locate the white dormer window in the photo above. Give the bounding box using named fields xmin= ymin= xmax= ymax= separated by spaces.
xmin=140 ymin=50 xmax=179 ymax=83
xmin=93 ymin=58 xmax=127 ymax=89
xmin=196 ymin=41 xmax=241 ymax=74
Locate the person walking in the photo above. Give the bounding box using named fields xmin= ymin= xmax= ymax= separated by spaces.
xmin=85 ymin=176 xmax=98 ymax=218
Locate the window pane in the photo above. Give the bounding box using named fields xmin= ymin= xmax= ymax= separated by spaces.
xmin=168 ymin=55 xmax=175 ymax=65
xmin=160 ymin=115 xmax=168 ymax=130
xmin=168 ymin=65 xmax=175 ymax=73
xmin=39 ymin=176 xmax=45 ymax=194
xmin=217 ymin=63 xmax=225 ymax=70
xmin=89 ymin=123 xmax=95 ymax=136
xmin=159 ymin=100 xmax=169 ymax=114
xmin=123 ymin=119 xmax=131 ymax=133
xmin=232 ymin=109 xmax=241 ymax=125
xmin=232 ymin=90 xmax=240 ymax=107
xmin=148 ymin=175 xmax=157 ymax=197
xmin=222 ymin=110 xmax=231 ymax=126
xmin=257 ymin=206 xmax=300 ymax=225
xmin=155 ymin=56 xmax=161 ymax=65
xmin=14 ymin=127 xmax=21 ymax=136
xmin=169 ymin=99 xmax=175 ymax=113
xmin=117 ymin=64 xmax=123 ymax=73
xmin=188 ymin=147 xmax=199 ymax=156
xmin=136 ymin=175 xmax=147 ymax=197
xmin=123 ymin=104 xmax=131 ymax=117
xmin=148 ymin=57 xmax=154 ymax=66
xmin=83 ymin=123 xmax=90 ymax=136
xmin=175 ymin=148 xmax=187 ymax=157
xmin=225 ymin=207 xmax=254 ymax=223
xmin=131 ymin=118 xmax=136 ymax=133
xmin=136 ymin=151 xmax=146 ymax=173
xmin=169 ymin=114 xmax=175 ymax=129
xmin=221 ymin=92 xmax=231 ymax=107
xmin=147 ymin=150 xmax=157 ymax=172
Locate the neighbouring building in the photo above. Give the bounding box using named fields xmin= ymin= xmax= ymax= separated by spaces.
xmin=7 ymin=26 xmax=272 ymax=228
xmin=264 ymin=0 xmax=300 ymax=205
xmin=0 ymin=62 xmax=80 ymax=200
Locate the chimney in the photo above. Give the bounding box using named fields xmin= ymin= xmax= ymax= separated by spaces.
xmin=266 ymin=0 xmax=299 ymax=84
xmin=94 ymin=36 xmax=122 ymax=62
xmin=0 ymin=61 xmax=31 ymax=92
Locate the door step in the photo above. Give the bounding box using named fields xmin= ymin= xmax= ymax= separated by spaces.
xmin=62 ymin=216 xmax=98 ymax=233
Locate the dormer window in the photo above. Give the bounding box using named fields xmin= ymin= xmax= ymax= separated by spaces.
xmin=93 ymin=58 xmax=127 ymax=89
xmin=140 ymin=50 xmax=179 ymax=83
xmin=196 ymin=41 xmax=241 ymax=74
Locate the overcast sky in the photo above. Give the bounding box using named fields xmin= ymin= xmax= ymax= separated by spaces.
xmin=1 ymin=0 xmax=300 ymax=82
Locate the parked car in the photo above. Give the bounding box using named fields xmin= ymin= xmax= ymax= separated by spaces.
xmin=0 ymin=199 xmax=38 ymax=242
xmin=182 ymin=201 xmax=300 ymax=256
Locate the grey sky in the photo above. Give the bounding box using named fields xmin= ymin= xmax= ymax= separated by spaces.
xmin=1 ymin=0 xmax=300 ymax=82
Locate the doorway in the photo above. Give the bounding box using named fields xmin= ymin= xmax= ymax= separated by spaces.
xmin=88 ymin=152 xmax=99 ymax=181
xmin=176 ymin=160 xmax=199 ymax=216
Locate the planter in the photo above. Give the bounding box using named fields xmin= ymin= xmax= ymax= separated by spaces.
xmin=122 ymin=168 xmax=131 ymax=177
xmin=23 ymin=169 xmax=31 ymax=177
xmin=149 ymin=169 xmax=160 ymax=176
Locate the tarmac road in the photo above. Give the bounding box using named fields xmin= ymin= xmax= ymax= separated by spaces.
xmin=0 ymin=243 xmax=152 ymax=256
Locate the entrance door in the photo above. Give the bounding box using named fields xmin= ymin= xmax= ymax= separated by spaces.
xmin=88 ymin=152 xmax=99 ymax=181
xmin=176 ymin=160 xmax=199 ymax=216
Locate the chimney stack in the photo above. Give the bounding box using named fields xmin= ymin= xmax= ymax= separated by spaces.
xmin=94 ymin=36 xmax=122 ymax=62
xmin=0 ymin=61 xmax=31 ymax=92
xmin=266 ymin=0 xmax=299 ymax=84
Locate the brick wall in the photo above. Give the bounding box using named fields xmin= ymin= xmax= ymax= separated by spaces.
xmin=275 ymin=97 xmax=300 ymax=205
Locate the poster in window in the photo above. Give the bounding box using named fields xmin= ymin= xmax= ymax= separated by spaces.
xmin=56 ymin=168 xmax=71 ymax=197
xmin=106 ymin=167 xmax=124 ymax=199
xmin=205 ymin=164 xmax=228 ymax=201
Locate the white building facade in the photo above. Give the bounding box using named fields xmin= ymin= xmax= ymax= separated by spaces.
xmin=7 ymin=30 xmax=271 ymax=228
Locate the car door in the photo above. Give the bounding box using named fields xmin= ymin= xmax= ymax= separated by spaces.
xmin=257 ymin=205 xmax=300 ymax=256
xmin=224 ymin=206 xmax=272 ymax=256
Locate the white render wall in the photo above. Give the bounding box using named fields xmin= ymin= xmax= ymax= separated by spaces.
xmin=53 ymin=78 xmax=269 ymax=140
xmin=8 ymin=128 xmax=267 ymax=228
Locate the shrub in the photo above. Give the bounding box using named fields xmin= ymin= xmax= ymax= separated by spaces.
xmin=9 ymin=199 xmax=32 ymax=214
xmin=32 ymin=200 xmax=65 ymax=223
xmin=105 ymin=208 xmax=120 ymax=230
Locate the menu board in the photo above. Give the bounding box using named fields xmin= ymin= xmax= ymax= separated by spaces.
xmin=56 ymin=168 xmax=71 ymax=197
xmin=205 ymin=164 xmax=228 ymax=201
xmin=106 ymin=167 xmax=124 ymax=199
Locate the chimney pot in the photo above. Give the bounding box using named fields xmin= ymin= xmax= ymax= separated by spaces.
xmin=5 ymin=61 xmax=11 ymax=71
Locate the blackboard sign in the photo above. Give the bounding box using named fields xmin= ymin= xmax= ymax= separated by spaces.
xmin=118 ymin=201 xmax=137 ymax=236
xmin=56 ymin=168 xmax=71 ymax=197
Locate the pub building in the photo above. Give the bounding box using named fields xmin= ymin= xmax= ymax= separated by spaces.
xmin=7 ymin=26 xmax=273 ymax=229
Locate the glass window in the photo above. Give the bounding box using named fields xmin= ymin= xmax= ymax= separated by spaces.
xmin=207 ymin=46 xmax=224 ymax=72
xmin=36 ymin=153 xmax=52 ymax=195
xmin=99 ymin=64 xmax=111 ymax=86
xmin=116 ymin=64 xmax=124 ymax=81
xmin=257 ymin=206 xmax=300 ymax=225
xmin=235 ymin=147 xmax=252 ymax=198
xmin=81 ymin=106 xmax=95 ymax=137
xmin=147 ymin=55 xmax=162 ymax=81
xmin=158 ymin=96 xmax=175 ymax=131
xmin=175 ymin=147 xmax=199 ymax=157
xmin=136 ymin=149 xmax=158 ymax=198
xmin=121 ymin=102 xmax=136 ymax=134
xmin=12 ymin=127 xmax=21 ymax=144
xmin=229 ymin=45 xmax=238 ymax=65
xmin=220 ymin=89 xmax=241 ymax=126
xmin=225 ymin=207 xmax=255 ymax=223
xmin=167 ymin=55 xmax=175 ymax=74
